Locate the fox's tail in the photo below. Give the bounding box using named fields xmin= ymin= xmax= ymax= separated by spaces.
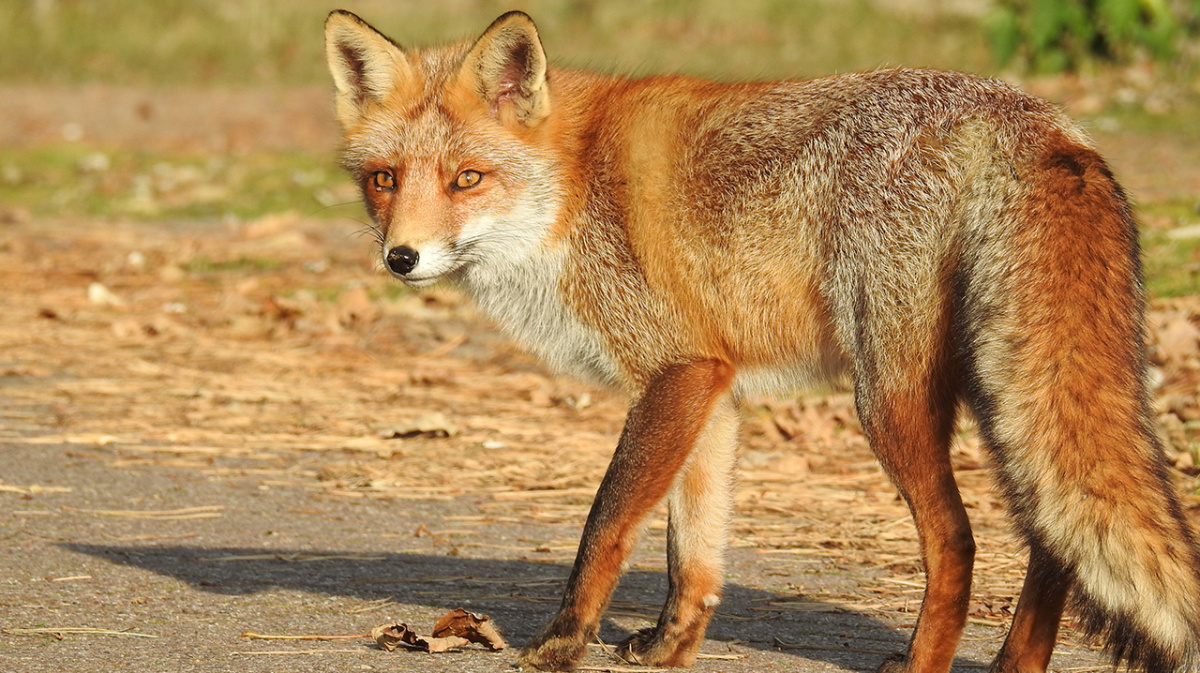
xmin=960 ymin=131 xmax=1200 ymax=671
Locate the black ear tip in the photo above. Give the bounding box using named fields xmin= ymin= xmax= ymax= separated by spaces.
xmin=326 ymin=9 xmax=364 ymax=27
xmin=489 ymin=10 xmax=539 ymax=32
xmin=497 ymin=10 xmax=534 ymax=22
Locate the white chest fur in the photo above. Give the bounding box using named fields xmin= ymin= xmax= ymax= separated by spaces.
xmin=458 ymin=248 xmax=623 ymax=388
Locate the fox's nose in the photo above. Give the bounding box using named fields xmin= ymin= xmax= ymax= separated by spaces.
xmin=385 ymin=245 xmax=419 ymax=275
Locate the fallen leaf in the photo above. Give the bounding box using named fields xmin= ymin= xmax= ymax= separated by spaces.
xmin=379 ymin=412 xmax=458 ymax=439
xmin=1153 ymin=313 xmax=1200 ymax=363
xmin=371 ymin=609 xmax=505 ymax=654
xmin=1175 ymin=449 xmax=1197 ymax=474
xmin=260 ymin=296 xmax=302 ymax=322
xmin=1158 ymin=412 xmax=1189 ymax=456
xmin=431 ymin=608 xmax=507 ymax=650
xmin=371 ymin=623 xmax=409 ymax=652
xmin=371 ymin=622 xmax=469 ymax=653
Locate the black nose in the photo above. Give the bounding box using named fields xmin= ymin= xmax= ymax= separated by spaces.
xmin=385 ymin=246 xmax=419 ymax=275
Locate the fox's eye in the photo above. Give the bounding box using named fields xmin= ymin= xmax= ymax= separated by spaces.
xmin=454 ymin=170 xmax=483 ymax=190
xmin=371 ymin=171 xmax=395 ymax=192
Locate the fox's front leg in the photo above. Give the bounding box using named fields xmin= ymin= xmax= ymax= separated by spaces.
xmin=517 ymin=360 xmax=734 ymax=672
xmin=617 ymin=394 xmax=739 ymax=667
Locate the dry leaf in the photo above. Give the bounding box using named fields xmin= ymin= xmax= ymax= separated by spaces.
xmin=371 ymin=609 xmax=505 ymax=654
xmin=1158 ymin=412 xmax=1189 ymax=455
xmin=371 ymin=622 xmax=469 ymax=653
xmin=766 ymin=397 xmax=857 ymax=446
xmin=419 ymin=634 xmax=471 ymax=653
xmin=260 ymin=296 xmax=302 ymax=322
xmin=371 ymin=622 xmax=408 ymax=651
xmin=431 ymin=608 xmax=507 ymax=650
xmin=1175 ymin=449 xmax=1197 ymax=474
xmin=1153 ymin=313 xmax=1200 ymax=363
xmin=379 ymin=412 xmax=458 ymax=439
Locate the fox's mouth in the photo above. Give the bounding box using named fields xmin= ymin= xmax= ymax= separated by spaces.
xmin=386 ymin=258 xmax=466 ymax=288
xmin=398 ymin=274 xmax=441 ymax=288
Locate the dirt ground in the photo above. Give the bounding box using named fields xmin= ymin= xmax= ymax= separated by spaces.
xmin=2 ymin=84 xmax=1199 ymax=673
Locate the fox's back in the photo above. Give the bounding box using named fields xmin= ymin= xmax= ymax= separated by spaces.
xmin=555 ymin=68 xmax=1088 ymax=390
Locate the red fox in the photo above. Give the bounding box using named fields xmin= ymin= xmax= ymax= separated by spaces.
xmin=324 ymin=9 xmax=1200 ymax=673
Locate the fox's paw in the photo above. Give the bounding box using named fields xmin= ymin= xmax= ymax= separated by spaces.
xmin=517 ymin=634 xmax=587 ymax=671
xmin=617 ymin=625 xmax=703 ymax=668
xmin=617 ymin=627 xmax=666 ymax=665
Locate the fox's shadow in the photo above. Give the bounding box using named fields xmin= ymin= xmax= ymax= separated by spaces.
xmin=60 ymin=542 xmax=966 ymax=671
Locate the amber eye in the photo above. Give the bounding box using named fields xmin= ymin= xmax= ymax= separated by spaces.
xmin=371 ymin=171 xmax=395 ymax=192
xmin=453 ymin=170 xmax=483 ymax=190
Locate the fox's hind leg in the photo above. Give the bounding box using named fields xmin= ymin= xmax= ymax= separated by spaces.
xmin=856 ymin=348 xmax=971 ymax=673
xmin=989 ymin=549 xmax=1070 ymax=673
xmin=617 ymin=394 xmax=739 ymax=667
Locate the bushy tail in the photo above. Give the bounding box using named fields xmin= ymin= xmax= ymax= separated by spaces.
xmin=960 ymin=131 xmax=1200 ymax=671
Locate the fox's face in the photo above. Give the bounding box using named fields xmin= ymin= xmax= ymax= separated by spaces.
xmin=326 ymin=11 xmax=557 ymax=287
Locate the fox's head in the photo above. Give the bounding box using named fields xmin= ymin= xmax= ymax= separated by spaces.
xmin=325 ymin=11 xmax=559 ymax=287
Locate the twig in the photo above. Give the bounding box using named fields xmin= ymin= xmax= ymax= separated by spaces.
xmin=4 ymin=627 xmax=158 ymax=638
xmin=60 ymin=505 xmax=224 ymax=520
xmin=425 ymin=333 xmax=468 ymax=358
xmin=492 ymin=487 xmax=597 ymax=501
xmin=772 ymin=636 xmax=892 ymax=656
xmin=0 ymin=483 xmax=73 ymax=495
xmin=345 ymin=596 xmax=395 ymax=614
xmin=240 ymin=632 xmax=371 ymax=641
xmin=578 ymin=662 xmax=672 ymax=667
xmin=233 ymin=648 xmax=366 ymax=655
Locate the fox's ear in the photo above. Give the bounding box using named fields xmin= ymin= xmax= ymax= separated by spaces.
xmin=324 ymin=10 xmax=412 ymax=128
xmin=459 ymin=11 xmax=550 ymax=127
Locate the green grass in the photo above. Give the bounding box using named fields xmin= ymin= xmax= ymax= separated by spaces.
xmin=0 ymin=144 xmax=362 ymax=222
xmin=1142 ymin=206 xmax=1200 ymax=299
xmin=185 ymin=255 xmax=284 ymax=274
xmin=0 ymin=0 xmax=993 ymax=85
xmin=1143 ymin=238 xmax=1200 ymax=298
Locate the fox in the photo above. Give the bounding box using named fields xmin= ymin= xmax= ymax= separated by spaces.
xmin=323 ymin=9 xmax=1200 ymax=673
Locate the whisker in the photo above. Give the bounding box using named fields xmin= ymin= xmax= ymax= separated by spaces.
xmin=307 ymin=200 xmax=365 ymax=218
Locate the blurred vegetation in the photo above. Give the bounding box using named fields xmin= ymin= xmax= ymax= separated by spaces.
xmin=1 ymin=0 xmax=1198 ymax=296
xmin=1145 ymin=228 xmax=1200 ymax=298
xmin=987 ymin=0 xmax=1200 ymax=73
xmin=0 ymin=144 xmax=357 ymax=221
xmin=0 ymin=0 xmax=992 ymax=84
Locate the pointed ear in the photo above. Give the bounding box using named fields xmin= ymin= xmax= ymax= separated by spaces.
xmin=324 ymin=10 xmax=412 ymax=128
xmin=458 ymin=11 xmax=550 ymax=127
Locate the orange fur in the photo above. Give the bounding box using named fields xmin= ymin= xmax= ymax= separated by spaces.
xmin=325 ymin=10 xmax=1200 ymax=673
xmin=520 ymin=360 xmax=734 ymax=670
